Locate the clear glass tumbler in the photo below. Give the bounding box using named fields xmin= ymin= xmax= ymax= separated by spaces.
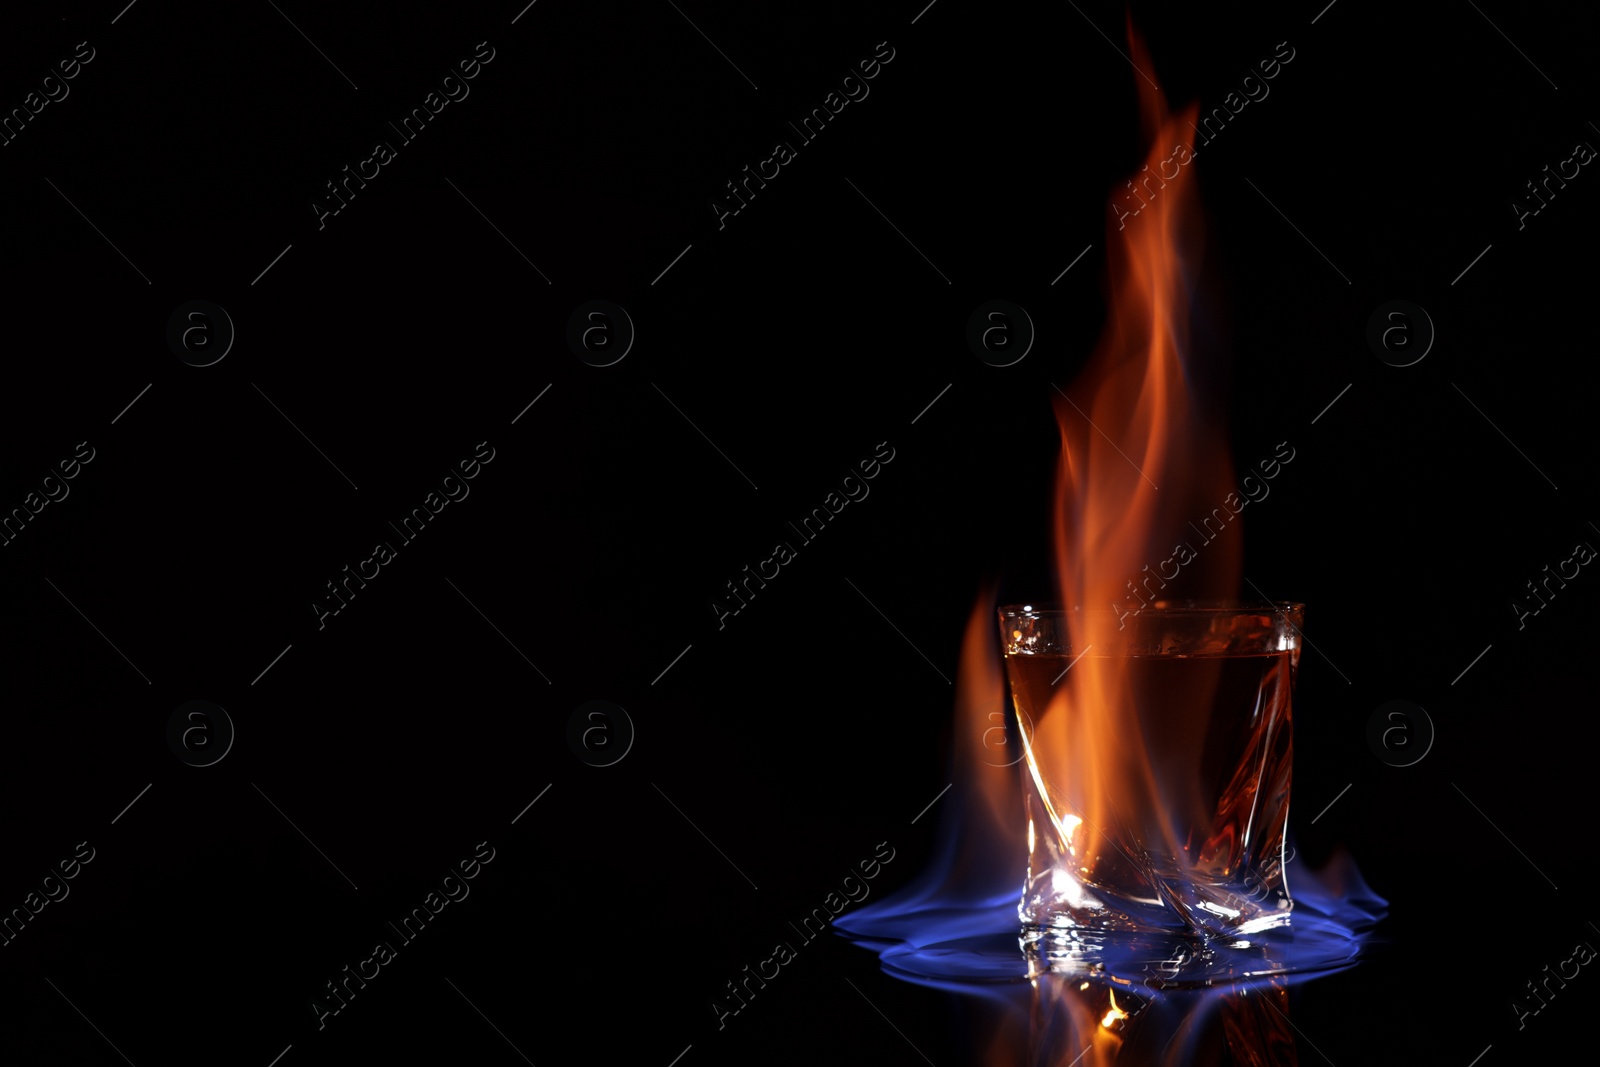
xmin=997 ymin=602 xmax=1302 ymax=945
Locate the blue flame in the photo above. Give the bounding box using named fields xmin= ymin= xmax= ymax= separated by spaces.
xmin=838 ymin=837 xmax=1386 ymax=993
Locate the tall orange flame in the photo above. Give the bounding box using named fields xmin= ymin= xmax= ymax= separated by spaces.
xmin=1027 ymin=25 xmax=1252 ymax=927
xmin=1051 ymin=28 xmax=1237 ymax=624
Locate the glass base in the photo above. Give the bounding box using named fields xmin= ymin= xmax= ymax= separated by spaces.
xmin=1020 ymin=860 xmax=1294 ymax=943
xmin=1020 ymin=907 xmax=1367 ymax=990
xmin=1022 ymin=927 xmax=1302 ymax=990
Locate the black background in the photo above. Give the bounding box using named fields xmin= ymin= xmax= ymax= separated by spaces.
xmin=0 ymin=1 xmax=1594 ymax=1064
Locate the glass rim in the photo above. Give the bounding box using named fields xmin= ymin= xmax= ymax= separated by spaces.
xmin=998 ymin=599 xmax=1304 ymax=618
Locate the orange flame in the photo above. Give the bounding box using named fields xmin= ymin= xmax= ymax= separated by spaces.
xmin=1051 ymin=29 xmax=1237 ymax=629
xmin=1032 ymin=26 xmax=1246 ymax=913
xmin=1100 ymin=987 xmax=1131 ymax=1031
xmin=956 ymin=587 xmax=1020 ymax=840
